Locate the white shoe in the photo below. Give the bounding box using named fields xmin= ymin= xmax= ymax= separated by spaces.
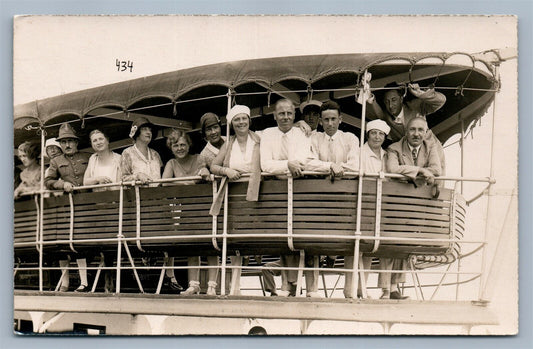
xmin=207 ymin=281 xmax=217 ymax=296
xmin=277 ymin=290 xmax=290 ymax=297
xmin=306 ymin=291 xmax=322 ymax=298
xmin=181 ymin=281 xmax=200 ymax=295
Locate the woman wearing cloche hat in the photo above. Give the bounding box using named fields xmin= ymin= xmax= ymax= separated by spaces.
xmin=121 ymin=117 xmax=163 ymax=185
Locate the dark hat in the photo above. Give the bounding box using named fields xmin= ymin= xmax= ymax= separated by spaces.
xmin=56 ymin=123 xmax=79 ymax=141
xmin=129 ymin=117 xmax=155 ymax=139
xmin=299 ymin=100 xmax=322 ymax=114
xmin=200 ymin=113 xmax=220 ymax=133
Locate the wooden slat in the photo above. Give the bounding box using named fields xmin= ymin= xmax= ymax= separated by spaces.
xmin=381 ymin=224 xmax=449 ymax=234
xmin=380 ymin=210 xmax=449 ymax=221
xmin=380 ymin=217 xmax=450 ymax=228
xmin=381 ymin=203 xmax=448 ymax=215
xmin=382 ymin=196 xmax=450 ymax=208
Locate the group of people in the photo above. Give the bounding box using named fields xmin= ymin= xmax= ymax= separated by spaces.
xmin=15 ymin=81 xmax=446 ymax=299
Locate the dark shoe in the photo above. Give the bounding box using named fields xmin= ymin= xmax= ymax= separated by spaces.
xmin=165 ymin=277 xmax=184 ymax=292
xmin=380 ymin=290 xmax=390 ymax=299
xmin=390 ymin=291 xmax=409 ymax=300
xmin=74 ymin=284 xmax=89 ymax=293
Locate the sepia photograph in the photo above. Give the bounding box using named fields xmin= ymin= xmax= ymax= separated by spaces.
xmin=12 ymin=15 xmax=518 ymax=335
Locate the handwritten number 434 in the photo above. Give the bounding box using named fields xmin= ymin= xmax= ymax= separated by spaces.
xmin=116 ymin=59 xmax=133 ymax=72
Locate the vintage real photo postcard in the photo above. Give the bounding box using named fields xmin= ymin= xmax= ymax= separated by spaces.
xmin=12 ymin=15 xmax=518 ymax=335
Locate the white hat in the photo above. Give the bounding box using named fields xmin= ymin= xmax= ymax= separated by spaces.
xmin=366 ymin=119 xmax=390 ymax=135
xmin=227 ymin=105 xmax=251 ymax=125
xmin=45 ymin=137 xmax=61 ymax=149
xmin=299 ymin=100 xmax=322 ymax=113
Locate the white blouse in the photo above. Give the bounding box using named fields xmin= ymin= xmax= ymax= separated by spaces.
xmin=229 ymin=135 xmax=254 ymax=173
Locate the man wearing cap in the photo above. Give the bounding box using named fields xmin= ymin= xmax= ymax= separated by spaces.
xmin=382 ymin=117 xmax=442 ymax=300
xmin=45 ymin=123 xmax=90 ymax=192
xmin=44 ymin=123 xmax=91 ymax=292
xmin=299 ymin=99 xmax=322 ymax=133
xmin=343 ymin=119 xmax=390 ymax=298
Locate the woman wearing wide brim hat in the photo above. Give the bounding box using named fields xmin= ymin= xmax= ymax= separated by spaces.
xmin=121 ymin=117 xmax=163 ymax=185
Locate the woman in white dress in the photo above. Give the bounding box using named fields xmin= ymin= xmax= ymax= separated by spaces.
xmin=210 ymin=105 xmax=261 ymax=295
xmin=83 ymin=129 xmax=122 ymax=292
xmin=84 ymin=129 xmax=122 ymax=190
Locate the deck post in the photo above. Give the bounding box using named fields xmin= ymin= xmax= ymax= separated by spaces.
xmin=219 ymin=88 xmax=232 ymax=295
xmin=38 ymin=128 xmax=45 ymax=292
xmin=351 ymin=70 xmax=370 ymax=298
xmin=478 ymin=64 xmax=499 ymax=302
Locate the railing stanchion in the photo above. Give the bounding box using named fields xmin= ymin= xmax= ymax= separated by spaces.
xmin=135 ymin=185 xmax=145 ymax=252
xmin=220 ymin=170 xmax=229 ymax=296
xmin=68 ymin=193 xmax=78 ymax=253
xmin=211 ymin=177 xmax=221 ymax=251
xmin=287 ymin=175 xmax=295 ymax=251
xmin=116 ymin=184 xmax=125 ymax=294
xmin=371 ymin=172 xmax=384 ymax=253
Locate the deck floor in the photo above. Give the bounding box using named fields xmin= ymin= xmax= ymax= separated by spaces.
xmin=14 ymin=290 xmax=498 ymax=327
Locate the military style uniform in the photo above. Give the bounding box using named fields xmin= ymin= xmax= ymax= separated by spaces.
xmin=44 ymin=152 xmax=91 ymax=190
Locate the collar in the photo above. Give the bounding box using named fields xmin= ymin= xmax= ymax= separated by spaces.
xmin=325 ymin=130 xmax=340 ymax=141
xmin=364 ymin=142 xmax=385 ymax=159
xmin=393 ymin=108 xmax=405 ymax=124
xmin=205 ymin=136 xmax=227 ymax=155
xmin=407 ymin=143 xmax=422 ymax=153
xmin=133 ymin=144 xmax=152 ymax=162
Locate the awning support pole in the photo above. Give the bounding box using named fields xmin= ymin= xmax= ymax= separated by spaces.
xmin=351 ymin=69 xmax=370 ymax=298
xmin=38 ymin=128 xmax=45 ymax=292
xmin=219 ymin=88 xmax=232 ymax=295
xmin=478 ymin=64 xmax=500 ymax=302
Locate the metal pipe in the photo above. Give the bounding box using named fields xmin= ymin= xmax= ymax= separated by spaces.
xmin=211 ymin=177 xmax=221 ymax=251
xmin=351 ymin=69 xmax=370 ymax=298
xmin=116 ymin=185 xmax=124 ymax=294
xmin=135 ymin=185 xmax=145 ymax=252
xmin=18 ymin=172 xmax=496 ymax=196
xmin=68 ymin=193 xmax=78 ymax=253
xmin=219 ymin=88 xmax=232 ymax=296
xmin=14 ymin=234 xmax=488 ymax=247
xmin=287 ymin=176 xmax=295 ymax=251
xmin=478 ymin=63 xmax=500 ymax=302
xmin=371 ymin=173 xmax=383 ymax=253
xmin=38 ymin=128 xmax=45 ymax=292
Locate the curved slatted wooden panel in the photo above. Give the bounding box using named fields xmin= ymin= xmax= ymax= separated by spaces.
xmin=14 ymin=178 xmax=459 ymax=259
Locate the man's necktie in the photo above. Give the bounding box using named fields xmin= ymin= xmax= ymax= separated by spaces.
xmin=412 ymin=147 xmax=418 ymax=165
xmin=327 ymin=137 xmax=336 ymax=163
xmin=280 ymin=133 xmax=289 ymax=160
